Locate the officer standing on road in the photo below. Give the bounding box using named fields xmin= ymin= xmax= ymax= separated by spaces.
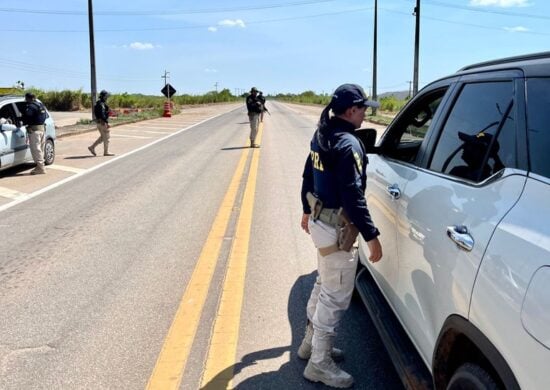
xmin=299 ymin=84 xmax=383 ymax=388
xmin=258 ymin=91 xmax=267 ymax=123
xmin=23 ymin=92 xmax=47 ymax=175
xmin=88 ymin=90 xmax=115 ymax=157
xmin=246 ymin=87 xmax=262 ymax=148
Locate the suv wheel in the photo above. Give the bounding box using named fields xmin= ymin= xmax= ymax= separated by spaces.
xmin=447 ymin=363 xmax=499 ymax=390
xmin=44 ymin=139 xmax=55 ymax=165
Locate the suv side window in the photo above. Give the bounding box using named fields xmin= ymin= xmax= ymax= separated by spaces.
xmin=0 ymin=103 xmax=16 ymax=125
xmin=429 ymin=81 xmax=516 ymax=182
xmin=526 ymin=78 xmax=550 ymax=179
xmin=383 ymin=88 xmax=447 ymax=164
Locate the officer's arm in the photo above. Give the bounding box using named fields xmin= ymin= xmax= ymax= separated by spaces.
xmin=336 ymin=143 xmax=380 ymax=242
xmin=300 ymin=154 xmax=314 ymax=214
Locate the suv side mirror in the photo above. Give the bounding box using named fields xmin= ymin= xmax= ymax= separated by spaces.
xmin=356 ymin=128 xmax=378 ymax=153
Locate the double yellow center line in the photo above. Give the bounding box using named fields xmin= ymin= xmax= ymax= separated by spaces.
xmin=146 ymin=126 xmax=263 ymax=390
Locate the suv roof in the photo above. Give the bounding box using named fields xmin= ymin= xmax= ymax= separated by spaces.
xmin=0 ymin=95 xmax=24 ymax=103
xmin=457 ymin=51 xmax=550 ymax=77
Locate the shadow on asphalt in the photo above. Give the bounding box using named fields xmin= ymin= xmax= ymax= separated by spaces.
xmin=0 ymin=163 xmax=36 ymax=178
xmin=220 ymin=146 xmax=251 ymax=151
xmin=64 ymin=155 xmax=96 ymax=160
xmin=201 ymin=271 xmax=403 ymax=390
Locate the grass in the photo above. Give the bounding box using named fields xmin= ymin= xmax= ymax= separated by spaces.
xmin=77 ymin=108 xmax=176 ymax=126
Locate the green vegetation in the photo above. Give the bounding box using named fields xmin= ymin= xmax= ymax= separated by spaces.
xmin=273 ymin=91 xmax=408 ymax=114
xmin=274 ymin=90 xmax=331 ymax=105
xmin=378 ymin=95 xmax=408 ymax=112
xmin=19 ymin=88 xmax=241 ymax=111
xmin=365 ymin=114 xmax=395 ymax=126
xmin=77 ymin=108 xmax=177 ymax=126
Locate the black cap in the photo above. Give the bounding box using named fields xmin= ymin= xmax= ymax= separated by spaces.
xmin=330 ymin=83 xmax=380 ymax=111
xmin=459 ymin=131 xmax=493 ymax=145
xmin=458 ymin=131 xmax=500 ymax=153
xmin=250 ymin=87 xmax=258 ymax=93
xmin=24 ymin=92 xmax=35 ymax=100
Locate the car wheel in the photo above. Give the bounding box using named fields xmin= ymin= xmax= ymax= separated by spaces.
xmin=447 ymin=363 xmax=499 ymax=390
xmin=44 ymin=139 xmax=55 ymax=165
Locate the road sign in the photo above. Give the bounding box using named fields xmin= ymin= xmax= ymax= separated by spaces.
xmin=161 ymin=83 xmax=176 ymax=98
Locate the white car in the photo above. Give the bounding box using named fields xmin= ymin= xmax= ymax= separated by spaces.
xmin=356 ymin=52 xmax=550 ymax=389
xmin=0 ymin=95 xmax=56 ymax=171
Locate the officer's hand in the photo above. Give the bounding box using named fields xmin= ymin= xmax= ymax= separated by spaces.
xmin=301 ymin=213 xmax=310 ymax=234
xmin=366 ymin=237 xmax=383 ymax=263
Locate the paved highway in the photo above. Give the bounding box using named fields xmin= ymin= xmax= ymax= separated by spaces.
xmin=0 ymin=102 xmax=400 ymax=389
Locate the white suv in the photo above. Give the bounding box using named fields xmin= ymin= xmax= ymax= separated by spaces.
xmin=356 ymin=52 xmax=550 ymax=389
xmin=0 ymin=95 xmax=56 ymax=171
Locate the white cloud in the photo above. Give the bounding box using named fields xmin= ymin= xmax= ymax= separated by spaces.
xmin=128 ymin=42 xmax=156 ymax=50
xmin=469 ymin=0 xmax=530 ymax=7
xmin=208 ymin=27 xmax=218 ymax=32
xmin=503 ymin=26 xmax=530 ymax=32
xmin=218 ymin=19 xmax=246 ymax=28
xmin=204 ymin=68 xmax=218 ymax=73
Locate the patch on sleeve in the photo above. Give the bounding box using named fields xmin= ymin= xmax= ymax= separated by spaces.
xmin=353 ymin=151 xmax=363 ymax=174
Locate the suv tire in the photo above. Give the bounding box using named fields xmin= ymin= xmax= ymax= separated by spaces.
xmin=44 ymin=138 xmax=55 ymax=165
xmin=447 ymin=363 xmax=499 ymax=390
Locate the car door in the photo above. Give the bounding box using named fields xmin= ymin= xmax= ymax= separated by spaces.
xmin=362 ymin=82 xmax=452 ymax=309
xmin=0 ymin=102 xmax=27 ymax=168
xmin=394 ymin=74 xmax=527 ymax=364
xmin=12 ymin=101 xmax=32 ymax=162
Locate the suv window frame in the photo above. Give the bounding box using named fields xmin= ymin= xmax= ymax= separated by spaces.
xmin=419 ymin=70 xmax=529 ymax=180
xmin=524 ymin=77 xmax=550 ymax=180
xmin=377 ymin=77 xmax=458 ymax=169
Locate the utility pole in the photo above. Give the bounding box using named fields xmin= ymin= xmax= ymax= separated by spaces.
xmin=372 ymin=0 xmax=378 ymax=115
xmin=88 ymin=0 xmax=97 ymax=118
xmin=413 ymin=0 xmax=420 ymax=96
xmin=161 ymin=70 xmax=171 ymax=106
xmin=214 ymin=82 xmax=219 ymax=93
xmin=408 ymin=80 xmax=413 ymax=99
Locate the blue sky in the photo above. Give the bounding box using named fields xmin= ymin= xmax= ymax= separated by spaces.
xmin=1 ymin=0 xmax=549 ymax=97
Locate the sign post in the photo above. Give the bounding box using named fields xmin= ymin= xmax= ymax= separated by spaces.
xmin=161 ymin=83 xmax=177 ymax=118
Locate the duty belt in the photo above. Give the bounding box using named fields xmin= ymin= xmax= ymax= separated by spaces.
xmin=317 ymin=208 xmax=341 ymax=227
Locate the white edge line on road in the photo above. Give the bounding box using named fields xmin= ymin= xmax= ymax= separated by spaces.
xmin=110 ymin=134 xmax=153 ymax=139
xmin=0 ymin=106 xmax=241 ymax=214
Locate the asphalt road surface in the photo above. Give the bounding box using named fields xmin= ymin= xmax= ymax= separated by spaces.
xmin=0 ymin=102 xmax=400 ymax=390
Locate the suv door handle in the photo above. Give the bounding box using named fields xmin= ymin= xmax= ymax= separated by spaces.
xmin=386 ymin=184 xmax=401 ymax=200
xmin=447 ymin=225 xmax=474 ymax=251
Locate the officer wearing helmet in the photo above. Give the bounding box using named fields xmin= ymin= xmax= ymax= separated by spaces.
xmin=299 ymin=83 xmax=383 ymax=388
xmin=88 ymin=90 xmax=114 ymax=156
xmin=245 ymin=87 xmax=262 ymax=147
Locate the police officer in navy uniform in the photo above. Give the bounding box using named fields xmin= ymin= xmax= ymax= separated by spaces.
xmin=88 ymin=90 xmax=114 ymax=156
xmin=258 ymin=91 xmax=267 ymax=122
xmin=23 ymin=92 xmax=48 ymax=175
xmin=299 ymin=84 xmax=383 ymax=388
xmin=245 ymin=87 xmax=262 ymax=147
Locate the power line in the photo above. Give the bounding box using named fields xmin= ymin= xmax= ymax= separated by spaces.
xmin=0 ymin=0 xmax=338 ymax=16
xmin=0 ymin=7 xmax=372 ymax=33
xmin=423 ymin=0 xmax=550 ymax=21
xmin=381 ymin=8 xmax=550 ymax=37
xmin=0 ymin=57 xmax=158 ymax=82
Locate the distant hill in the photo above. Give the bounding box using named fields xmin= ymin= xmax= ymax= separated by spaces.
xmin=378 ymin=90 xmax=410 ymax=100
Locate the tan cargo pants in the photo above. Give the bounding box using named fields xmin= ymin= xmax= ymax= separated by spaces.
xmin=248 ymin=113 xmax=260 ymax=146
xmin=91 ymin=121 xmax=111 ymax=154
xmin=27 ymin=125 xmax=45 ymax=171
xmin=306 ymin=218 xmax=358 ymax=335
